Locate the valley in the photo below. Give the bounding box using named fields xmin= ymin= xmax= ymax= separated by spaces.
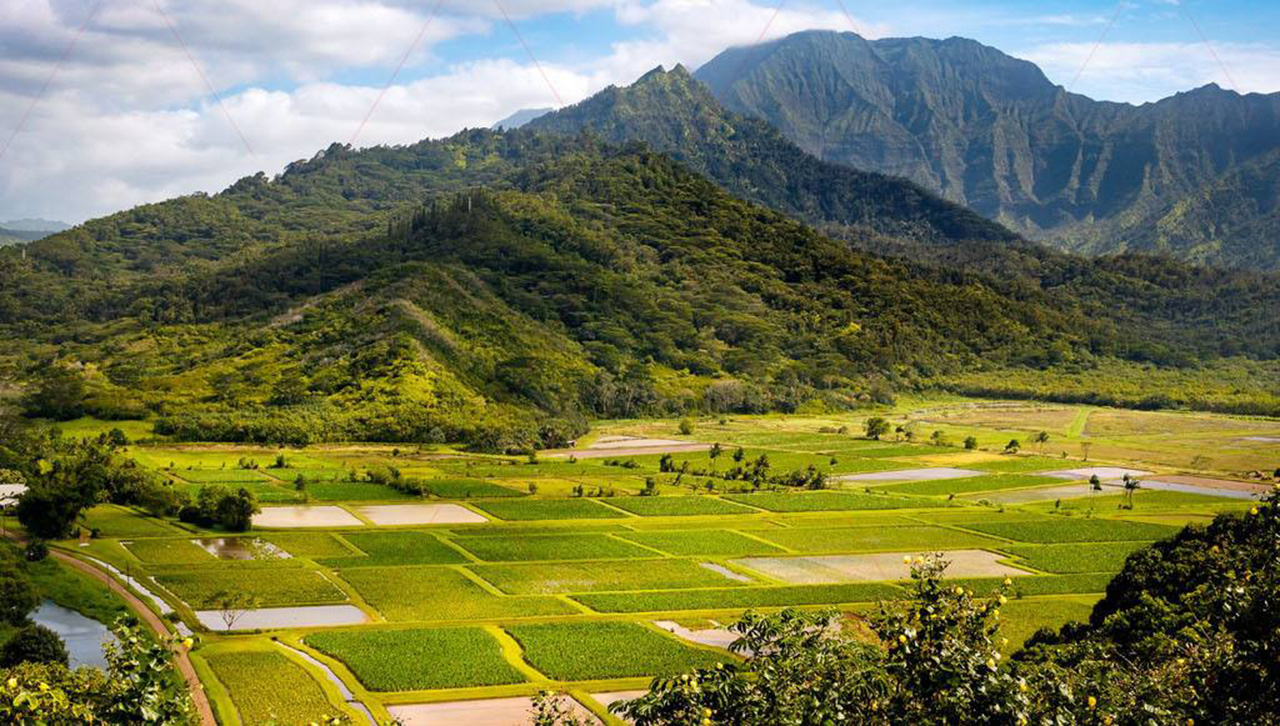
xmin=22 ymin=401 xmax=1274 ymax=724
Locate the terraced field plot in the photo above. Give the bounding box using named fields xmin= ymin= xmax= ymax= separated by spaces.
xmin=724 ymin=491 xmax=944 ymax=512
xmin=472 ymin=499 xmax=629 ymax=521
xmin=336 ymin=566 xmax=577 ymax=621
xmin=962 ymin=518 xmax=1179 ymax=543
xmin=204 ymin=649 xmax=341 ymax=725
xmin=472 ymin=558 xmax=752 ymax=594
xmin=617 ymin=530 xmax=785 ymax=556
xmin=736 ymin=550 xmax=1027 ymax=583
xmin=156 ymin=568 xmax=347 ymax=608
xmin=1004 ymin=541 xmax=1149 ymax=573
xmin=507 ymin=622 xmax=728 ymax=680
xmin=454 ymin=533 xmax=655 ymax=561
xmin=604 ymin=495 xmax=759 ymax=516
xmin=321 ymin=531 xmax=466 ymax=567
xmin=305 ymin=627 xmax=524 ymax=691
xmin=753 ymin=525 xmax=1003 ymax=553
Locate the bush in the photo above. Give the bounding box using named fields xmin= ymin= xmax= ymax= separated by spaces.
xmin=24 ymin=540 xmax=48 ymax=562
xmin=0 ymin=624 xmax=69 ymax=667
xmin=0 ymin=564 xmax=39 ymax=626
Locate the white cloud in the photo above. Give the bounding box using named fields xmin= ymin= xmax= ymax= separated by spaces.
xmin=1021 ymin=41 xmax=1280 ymax=102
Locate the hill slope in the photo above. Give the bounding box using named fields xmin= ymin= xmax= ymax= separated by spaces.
xmin=695 ymin=30 xmax=1280 ymax=269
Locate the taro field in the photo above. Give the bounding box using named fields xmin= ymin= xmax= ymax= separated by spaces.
xmin=48 ymin=407 xmax=1273 ymax=724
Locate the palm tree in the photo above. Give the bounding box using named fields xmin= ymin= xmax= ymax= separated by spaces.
xmin=708 ymin=442 xmax=723 ymax=474
xmin=1123 ymin=474 xmax=1140 ymax=509
xmin=1034 ymin=431 xmax=1051 ymax=455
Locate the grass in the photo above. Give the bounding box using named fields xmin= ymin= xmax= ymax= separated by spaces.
xmin=574 ymin=582 xmax=905 ymax=613
xmin=604 ymin=496 xmax=759 ymax=517
xmin=753 ymin=525 xmax=1002 ymax=553
xmin=336 ymin=566 xmax=578 ymax=621
xmin=205 ymin=650 xmax=340 ymax=725
xmin=1004 ymin=542 xmax=1149 ymax=574
xmin=508 ymin=622 xmax=727 ymax=680
xmin=968 ymin=456 xmax=1068 ymax=474
xmin=123 ymin=538 xmax=216 ymax=565
xmin=723 ymin=491 xmax=945 ymax=512
xmin=270 ymin=468 xmax=348 ymax=482
xmin=452 ymin=534 xmax=655 ymax=562
xmin=471 ymin=559 xmax=750 ymax=595
xmin=961 ymin=519 xmax=1179 ymax=543
xmin=472 ymin=499 xmax=629 ymax=521
xmin=79 ymin=505 xmax=181 ymax=537
xmin=305 ymin=627 xmax=525 ymax=691
xmin=25 ymin=556 xmax=130 ymax=625
xmin=321 ymin=531 xmax=466 ymax=567
xmin=878 ymin=474 xmax=1062 ymax=497
xmin=259 ymin=532 xmax=356 ymax=559
xmin=155 ymin=569 xmax=347 ymax=608
xmin=617 ymin=530 xmax=785 ymax=557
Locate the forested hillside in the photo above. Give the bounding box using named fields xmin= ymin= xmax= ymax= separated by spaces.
xmin=1 ymin=69 xmax=1277 ymax=448
xmin=695 ymin=30 xmax=1280 ymax=269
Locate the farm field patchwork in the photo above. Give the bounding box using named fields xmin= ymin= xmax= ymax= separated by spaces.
xmin=616 ymin=530 xmax=786 ymax=556
xmin=453 ymin=533 xmax=655 ymax=562
xmin=723 ymin=491 xmax=946 ymax=512
xmin=961 ymin=518 xmax=1180 ymax=543
xmin=574 ymin=582 xmax=906 ymax=613
xmin=753 ymin=525 xmax=1003 ymax=553
xmin=155 ymin=568 xmax=348 ymax=608
xmin=507 ymin=622 xmax=728 ymax=680
xmin=123 ymin=538 xmax=216 ymax=565
xmin=471 ymin=558 xmax=752 ymax=595
xmin=878 ymin=474 xmax=1063 ymax=497
xmin=320 ymin=531 xmax=466 ymax=567
xmin=472 ymin=498 xmax=629 ymax=521
xmin=305 ymin=627 xmax=525 ymax=691
xmin=603 ymin=496 xmax=760 ymax=516
xmin=1004 ymin=542 xmax=1149 ymax=574
xmin=336 ymin=566 xmax=578 ymax=621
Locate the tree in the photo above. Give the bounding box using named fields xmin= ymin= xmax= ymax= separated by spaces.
xmin=1004 ymin=439 xmax=1020 ymax=454
xmin=708 ymin=443 xmax=723 ymax=473
xmin=210 ymin=590 xmax=260 ymax=630
xmin=963 ymin=436 xmax=978 ymax=450
xmin=16 ymin=487 xmax=87 ymax=540
xmin=1033 ymin=431 xmax=1050 ymax=454
xmin=732 ymin=446 xmax=745 ymax=463
xmin=1122 ymin=473 xmax=1140 ymax=508
xmin=929 ymin=430 xmax=947 ymax=447
xmin=0 ymin=624 xmax=69 ymax=667
xmin=677 ymin=418 xmax=695 ymax=436
xmin=215 ymin=488 xmax=259 ymax=532
xmin=1081 ymin=441 xmax=1092 ymax=461
xmin=20 ymin=365 xmax=86 ymax=421
xmin=864 ymin=417 xmax=890 ymax=440
xmin=0 ymin=563 xmax=39 ymax=626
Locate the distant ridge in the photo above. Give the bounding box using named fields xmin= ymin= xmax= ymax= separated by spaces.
xmin=492 ymin=107 xmax=553 ymax=130
xmin=695 ymin=30 xmax=1280 ymax=269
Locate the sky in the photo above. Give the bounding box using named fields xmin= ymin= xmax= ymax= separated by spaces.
xmin=2 ymin=0 xmax=1278 ymax=225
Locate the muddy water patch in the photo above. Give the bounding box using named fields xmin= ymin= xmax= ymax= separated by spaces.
xmin=357 ymin=503 xmax=487 ymax=526
xmin=253 ymin=505 xmax=364 ymax=528
xmin=388 ymin=696 xmax=598 ymax=725
xmin=736 ymin=550 xmax=1027 ymax=584
xmin=195 ymin=604 xmax=367 ymax=631
xmin=194 ymin=537 xmax=290 ymax=560
xmin=699 ymin=562 xmax=752 ymax=583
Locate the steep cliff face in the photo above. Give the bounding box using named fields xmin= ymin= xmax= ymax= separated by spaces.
xmin=696 ymin=30 xmax=1280 ymax=268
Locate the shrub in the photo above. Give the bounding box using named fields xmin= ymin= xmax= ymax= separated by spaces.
xmin=0 ymin=624 xmax=69 ymax=667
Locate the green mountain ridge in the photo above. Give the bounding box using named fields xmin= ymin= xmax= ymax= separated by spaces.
xmin=695 ymin=30 xmax=1280 ymax=269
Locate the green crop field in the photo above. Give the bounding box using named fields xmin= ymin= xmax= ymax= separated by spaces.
xmin=260 ymin=532 xmax=357 ymax=558
xmin=616 ymin=530 xmax=786 ymax=556
xmin=472 ymin=498 xmax=629 ymax=520
xmin=962 ymin=519 xmax=1180 ymax=543
xmin=155 ymin=568 xmax=347 ymax=608
xmin=174 ymin=469 xmax=275 ymax=483
xmin=336 ymin=566 xmax=578 ymax=621
xmin=574 ymin=582 xmax=906 ymax=613
xmin=123 ymin=538 xmax=216 ymax=565
xmin=298 ymin=480 xmax=413 ymax=501
xmin=472 ymin=558 xmax=751 ymax=595
xmin=81 ymin=505 xmax=183 ymax=538
xmin=423 ymin=479 xmax=526 ymax=498
xmin=320 ymin=531 xmax=466 ymax=567
xmin=753 ymin=525 xmax=1003 ymax=553
xmin=507 ymin=622 xmax=728 ymax=680
xmin=603 ymin=496 xmax=759 ymax=516
xmin=1005 ymin=542 xmax=1149 ymax=573
xmin=724 ymin=491 xmax=944 ymax=512
xmin=305 ymin=627 xmax=525 ymax=691
xmin=453 ymin=533 xmax=655 ymax=562
xmin=878 ymin=474 xmax=1062 ymax=497
xmin=205 ymin=650 xmax=340 ymax=725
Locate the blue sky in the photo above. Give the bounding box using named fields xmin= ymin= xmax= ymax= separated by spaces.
xmin=2 ymin=0 xmax=1278 ymax=224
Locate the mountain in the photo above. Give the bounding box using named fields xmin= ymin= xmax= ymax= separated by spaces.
xmin=2 ymin=68 xmax=1277 ymax=448
xmin=695 ymin=30 xmax=1280 ymax=269
xmin=492 ymin=107 xmax=554 ymax=130
xmin=3 ymin=219 xmax=71 ymax=234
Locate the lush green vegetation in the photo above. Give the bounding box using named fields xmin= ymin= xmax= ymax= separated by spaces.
xmin=1004 ymin=542 xmax=1148 ymax=574
xmin=962 ymin=519 xmax=1179 ymax=543
xmin=878 ymin=474 xmax=1060 ymax=497
xmin=604 ymin=496 xmax=756 ymax=516
xmin=471 ymin=559 xmax=750 ymax=595
xmin=321 ymin=531 xmax=466 ymax=567
xmin=723 ymin=491 xmax=943 ymax=512
xmin=574 ymin=582 xmax=906 ymax=613
xmin=123 ymin=538 xmax=216 ymax=565
xmin=205 ymin=649 xmax=339 ymax=724
xmin=335 ymin=566 xmax=577 ymax=621
xmin=452 ymin=533 xmax=654 ymax=562
xmin=472 ymin=499 xmax=628 ymax=521
xmin=154 ymin=569 xmax=346 ymax=608
xmin=753 ymin=525 xmax=1001 ymax=553
xmin=616 ymin=530 xmax=785 ymax=557
xmin=305 ymin=627 xmax=524 ymax=691
xmin=508 ymin=622 xmax=727 ymax=680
